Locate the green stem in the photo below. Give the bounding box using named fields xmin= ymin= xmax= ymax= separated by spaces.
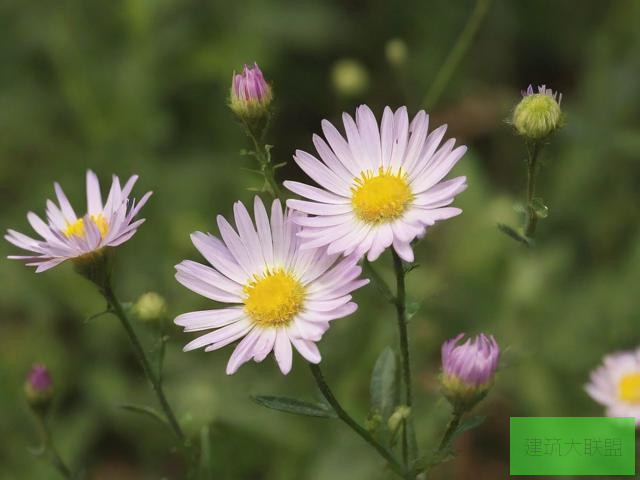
xmin=437 ymin=411 xmax=462 ymax=452
xmin=34 ymin=414 xmax=72 ymax=479
xmin=523 ymin=142 xmax=541 ymax=237
xmin=392 ymin=251 xmax=415 ymax=466
xmin=102 ymin=282 xmax=185 ymax=443
xmin=423 ymin=0 xmax=492 ymax=108
xmin=308 ymin=363 xmax=410 ymax=480
xmin=244 ymin=122 xmax=283 ymax=201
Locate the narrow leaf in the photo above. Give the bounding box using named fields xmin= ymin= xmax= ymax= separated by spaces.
xmin=497 ymin=223 xmax=533 ymax=247
xmin=251 ymin=395 xmax=336 ymax=418
xmin=118 ymin=404 xmax=169 ymax=428
xmin=370 ymin=347 xmax=398 ymax=421
xmin=452 ymin=415 xmax=486 ymax=441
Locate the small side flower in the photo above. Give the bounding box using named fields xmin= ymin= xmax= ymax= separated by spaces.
xmin=229 ymin=63 xmax=272 ymax=132
xmin=512 ymin=84 xmax=563 ymax=140
xmin=25 ymin=364 xmax=54 ymax=414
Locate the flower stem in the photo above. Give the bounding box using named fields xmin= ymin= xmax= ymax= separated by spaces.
xmin=423 ymin=0 xmax=492 ymax=108
xmin=102 ymin=281 xmax=185 ymax=443
xmin=241 ymin=118 xmax=284 ymax=201
xmin=308 ymin=363 xmax=410 ymax=480
xmin=391 ymin=251 xmax=415 ymax=466
xmin=523 ymin=141 xmax=541 ymax=237
xmin=437 ymin=411 xmax=462 ymax=452
xmin=33 ymin=414 xmax=72 ymax=479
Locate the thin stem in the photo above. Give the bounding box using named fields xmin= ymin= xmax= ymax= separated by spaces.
xmin=34 ymin=414 xmax=72 ymax=479
xmin=102 ymin=282 xmax=185 ymax=442
xmin=308 ymin=363 xmax=410 ymax=480
xmin=437 ymin=411 xmax=462 ymax=452
xmin=392 ymin=251 xmax=414 ymax=466
xmin=423 ymin=0 xmax=492 ymax=108
xmin=523 ymin=142 xmax=541 ymax=237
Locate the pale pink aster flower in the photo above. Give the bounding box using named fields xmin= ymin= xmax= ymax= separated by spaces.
xmin=586 ymin=348 xmax=640 ymax=426
xmin=284 ymin=105 xmax=467 ymax=262
xmin=5 ymin=170 xmax=152 ymax=272
xmin=174 ymin=196 xmax=369 ymax=375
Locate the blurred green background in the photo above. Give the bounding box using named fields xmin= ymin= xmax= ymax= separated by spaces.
xmin=2 ymin=0 xmax=640 ymax=478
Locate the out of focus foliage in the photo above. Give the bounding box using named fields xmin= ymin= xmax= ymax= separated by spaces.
xmin=1 ymin=1 xmax=640 ymax=479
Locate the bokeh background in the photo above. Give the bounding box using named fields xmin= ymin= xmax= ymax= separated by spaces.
xmin=2 ymin=0 xmax=640 ymax=478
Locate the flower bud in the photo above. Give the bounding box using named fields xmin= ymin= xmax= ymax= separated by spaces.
xmin=331 ymin=59 xmax=369 ymax=97
xmin=25 ymin=364 xmax=54 ymax=413
xmin=229 ymin=63 xmax=272 ymax=126
xmin=512 ymin=84 xmax=563 ymax=140
xmin=134 ymin=291 xmax=168 ymax=322
xmin=385 ymin=38 xmax=408 ymax=67
xmin=440 ymin=333 xmax=500 ymax=412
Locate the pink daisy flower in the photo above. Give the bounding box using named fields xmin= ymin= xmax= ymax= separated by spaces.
xmin=5 ymin=170 xmax=152 ymax=272
xmin=284 ymin=105 xmax=468 ymax=262
xmin=174 ymin=196 xmax=369 ymax=375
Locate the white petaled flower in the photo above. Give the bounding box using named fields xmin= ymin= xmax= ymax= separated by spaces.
xmin=586 ymin=348 xmax=640 ymax=426
xmin=174 ymin=196 xmax=369 ymax=375
xmin=284 ymin=105 xmax=467 ymax=262
xmin=5 ymin=170 xmax=152 ymax=272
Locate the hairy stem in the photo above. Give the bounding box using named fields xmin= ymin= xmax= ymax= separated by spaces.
xmin=423 ymin=0 xmax=492 ymax=108
xmin=437 ymin=411 xmax=462 ymax=452
xmin=34 ymin=414 xmax=72 ymax=479
xmin=523 ymin=141 xmax=541 ymax=237
xmin=308 ymin=363 xmax=410 ymax=479
xmin=102 ymin=282 xmax=185 ymax=442
xmin=392 ymin=251 xmax=415 ymax=466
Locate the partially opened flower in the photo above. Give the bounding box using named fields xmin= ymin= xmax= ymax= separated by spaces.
xmin=284 ymin=105 xmax=467 ymax=262
xmin=440 ymin=333 xmax=500 ymax=411
xmin=24 ymin=364 xmax=54 ymax=411
xmin=174 ymin=196 xmax=369 ymax=375
xmin=586 ymin=348 xmax=640 ymax=426
xmin=5 ymin=170 xmax=152 ymax=272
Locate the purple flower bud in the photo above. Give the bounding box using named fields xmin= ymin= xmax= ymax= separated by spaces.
xmin=229 ymin=63 xmax=272 ymax=121
xmin=440 ymin=333 xmax=500 ymax=411
xmin=25 ymin=364 xmax=54 ymax=411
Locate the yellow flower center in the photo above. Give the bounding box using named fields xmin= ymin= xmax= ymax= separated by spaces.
xmin=618 ymin=373 xmax=640 ymax=403
xmin=243 ymin=268 xmax=305 ymax=327
xmin=351 ymin=168 xmax=413 ymax=224
xmin=63 ymin=214 xmax=109 ymax=239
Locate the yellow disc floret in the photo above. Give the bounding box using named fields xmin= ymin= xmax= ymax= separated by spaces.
xmin=618 ymin=373 xmax=640 ymax=403
xmin=351 ymin=167 xmax=413 ymax=224
xmin=243 ymin=268 xmax=305 ymax=327
xmin=63 ymin=214 xmax=109 ymax=239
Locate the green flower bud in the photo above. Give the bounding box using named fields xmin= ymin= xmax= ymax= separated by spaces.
xmin=385 ymin=38 xmax=408 ymax=67
xmin=387 ymin=405 xmax=411 ymax=434
xmin=512 ymin=84 xmax=563 ymax=140
xmin=134 ymin=292 xmax=168 ymax=322
xmin=331 ymin=59 xmax=369 ymax=97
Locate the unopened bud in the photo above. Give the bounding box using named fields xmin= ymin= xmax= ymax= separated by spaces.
xmin=134 ymin=292 xmax=168 ymax=322
xmin=440 ymin=333 xmax=500 ymax=412
xmin=25 ymin=364 xmax=54 ymax=413
xmin=385 ymin=38 xmax=408 ymax=67
xmin=229 ymin=63 xmax=272 ymax=128
xmin=512 ymin=84 xmax=563 ymax=140
xmin=331 ymin=59 xmax=369 ymax=97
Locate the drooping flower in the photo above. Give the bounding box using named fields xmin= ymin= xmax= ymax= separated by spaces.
xmin=440 ymin=333 xmax=500 ymax=410
xmin=24 ymin=364 xmax=54 ymax=411
xmin=284 ymin=105 xmax=467 ymax=262
xmin=512 ymin=84 xmax=563 ymax=140
xmin=174 ymin=196 xmax=369 ymax=375
xmin=229 ymin=63 xmax=272 ymax=122
xmin=586 ymin=348 xmax=640 ymax=426
xmin=5 ymin=170 xmax=152 ymax=272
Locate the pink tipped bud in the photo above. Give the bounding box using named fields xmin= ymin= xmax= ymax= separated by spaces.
xmin=25 ymin=364 xmax=54 ymax=412
xmin=229 ymin=63 xmax=272 ymax=121
xmin=440 ymin=333 xmax=500 ymax=411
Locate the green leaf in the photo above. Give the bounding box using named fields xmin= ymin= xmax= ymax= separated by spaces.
xmin=497 ymin=223 xmax=533 ymax=247
xmin=403 ymin=262 xmax=420 ymax=274
xmin=118 ymin=404 xmax=169 ymax=428
xmin=362 ymin=260 xmax=395 ymax=304
xmin=451 ymin=415 xmax=486 ymax=441
xmin=406 ymin=299 xmax=421 ymax=320
xmin=370 ymin=347 xmax=398 ymax=422
xmin=251 ymin=395 xmax=337 ymax=418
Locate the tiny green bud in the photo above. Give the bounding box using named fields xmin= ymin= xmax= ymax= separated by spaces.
xmin=331 ymin=59 xmax=369 ymax=97
xmin=385 ymin=38 xmax=408 ymax=67
xmin=134 ymin=291 xmax=168 ymax=322
xmin=25 ymin=364 xmax=54 ymax=413
xmin=387 ymin=405 xmax=411 ymax=434
xmin=512 ymin=84 xmax=563 ymax=140
xmin=365 ymin=413 xmax=382 ymax=433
